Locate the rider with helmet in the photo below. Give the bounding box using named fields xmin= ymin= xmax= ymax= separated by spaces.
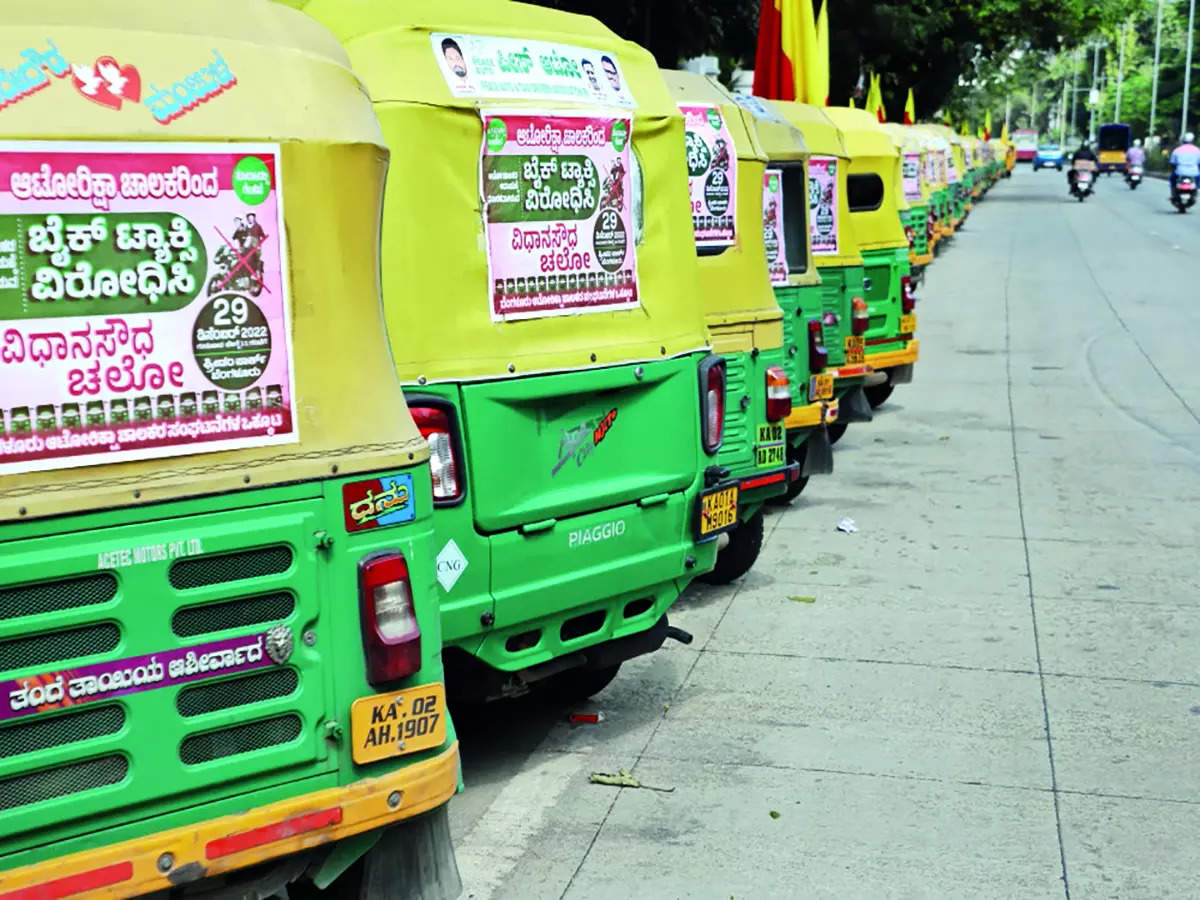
xmin=1169 ymin=132 xmax=1200 ymax=190
xmin=1127 ymin=138 xmax=1146 ymax=169
xmin=1068 ymin=140 xmax=1097 ymax=192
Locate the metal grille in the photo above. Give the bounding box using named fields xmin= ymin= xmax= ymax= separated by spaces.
xmin=0 ymin=623 xmax=120 ymax=672
xmin=169 ymin=545 xmax=293 ymax=590
xmin=0 ymin=706 xmax=124 ymax=760
xmin=778 ymin=294 xmax=807 ymax=406
xmin=171 ymin=592 xmax=295 ymax=638
xmin=0 ymin=755 xmax=127 ymax=812
xmin=819 ymin=281 xmax=847 ymax=366
xmin=177 ymin=668 xmax=299 ymax=718
xmin=0 ymin=573 xmax=117 ymax=623
xmin=179 ymin=715 xmax=302 ymax=765
xmin=718 ymin=355 xmax=750 ymax=462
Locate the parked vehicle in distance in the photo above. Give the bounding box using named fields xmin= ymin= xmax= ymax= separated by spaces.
xmin=1012 ymin=129 xmax=1038 ymax=162
xmin=1033 ymin=144 xmax=1064 ymax=171
xmin=1097 ymin=123 xmax=1131 ymax=174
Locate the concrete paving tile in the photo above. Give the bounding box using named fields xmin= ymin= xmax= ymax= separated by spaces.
xmin=1044 ymin=676 xmax=1200 ymax=801
xmin=1058 ymin=792 xmax=1200 ymax=900
xmin=1026 ymin=535 xmax=1200 ymax=598
xmin=644 ymin=651 xmax=1051 ymax=789
xmin=564 ymin=760 xmax=1064 ymax=900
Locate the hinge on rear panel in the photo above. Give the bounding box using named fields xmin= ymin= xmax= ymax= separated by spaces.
xmin=314 ymin=530 xmax=334 ymax=552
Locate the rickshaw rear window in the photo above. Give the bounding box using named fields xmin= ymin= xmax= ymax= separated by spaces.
xmin=780 ymin=165 xmax=808 ymax=274
xmin=847 ymin=174 xmax=884 ymax=212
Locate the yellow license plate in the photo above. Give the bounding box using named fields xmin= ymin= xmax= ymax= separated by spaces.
xmin=844 ymin=335 xmax=865 ymax=365
xmin=809 ymin=373 xmax=834 ymax=401
xmin=900 ymin=314 xmax=916 ymax=334
xmin=351 ymin=683 xmax=447 ymax=765
xmin=754 ymin=423 xmax=785 ymax=468
xmin=698 ymin=485 xmax=739 ymax=537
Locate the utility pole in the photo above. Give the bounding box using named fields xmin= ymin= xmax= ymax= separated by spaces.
xmin=1070 ymin=47 xmax=1081 ymax=144
xmin=1151 ymin=0 xmax=1165 ymax=140
xmin=1115 ymin=20 xmax=1128 ymax=122
xmin=1089 ymin=41 xmax=1102 ymax=144
xmin=1060 ymin=76 xmax=1069 ymax=147
xmin=1031 ymin=80 xmax=1038 ymax=133
xmin=1184 ymin=0 xmax=1197 ymax=137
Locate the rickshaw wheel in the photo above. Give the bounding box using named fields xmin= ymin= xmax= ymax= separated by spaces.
xmin=827 ymin=422 xmax=848 ymax=445
xmin=864 ymin=382 xmax=894 ymax=409
xmin=699 ymin=511 xmax=764 ymax=585
xmin=770 ymin=443 xmax=810 ymax=505
xmin=542 ymin=664 xmax=622 ymax=703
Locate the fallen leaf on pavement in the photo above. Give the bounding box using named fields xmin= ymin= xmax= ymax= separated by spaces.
xmin=788 ymin=595 xmax=816 ymax=603
xmin=589 ymin=769 xmax=675 ymax=792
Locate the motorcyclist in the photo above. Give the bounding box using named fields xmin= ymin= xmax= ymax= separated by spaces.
xmin=1168 ymin=132 xmax=1200 ymax=191
xmin=1068 ymin=141 xmax=1097 ymax=192
xmin=1126 ymin=138 xmax=1146 ymax=169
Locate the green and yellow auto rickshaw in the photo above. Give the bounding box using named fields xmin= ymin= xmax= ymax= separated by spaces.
xmin=883 ymin=123 xmax=934 ymax=274
xmin=774 ymin=101 xmax=874 ymax=444
xmin=0 ymin=2 xmax=462 ymax=897
xmin=825 ymin=108 xmax=916 ymax=410
xmin=297 ymin=0 xmax=726 ymax=703
xmin=731 ymin=93 xmax=838 ymax=503
xmin=916 ymin=128 xmax=954 ymax=241
xmin=660 ymin=71 xmax=800 ymax=582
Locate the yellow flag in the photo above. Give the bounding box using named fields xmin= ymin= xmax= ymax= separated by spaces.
xmin=984 ymin=108 xmax=993 ymax=140
xmin=1001 ymin=120 xmax=1009 ymax=141
xmin=815 ymin=1 xmax=830 ymax=105
xmin=904 ymin=88 xmax=916 ymax=125
xmin=799 ymin=0 xmax=820 ymax=105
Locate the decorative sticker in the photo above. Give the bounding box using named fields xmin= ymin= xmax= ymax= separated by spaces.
xmin=552 ymin=407 xmax=617 ymax=476
xmin=0 ymin=141 xmax=296 ymax=474
xmin=762 ymin=168 xmax=788 ymax=285
xmin=480 ymin=111 xmax=638 ymax=322
xmin=431 ymin=33 xmax=635 ymax=108
xmin=678 ymin=103 xmax=737 ymax=247
xmin=901 ymin=153 xmax=922 ymax=202
xmin=807 ymin=156 xmax=839 ymax=256
xmin=1 ymin=626 xmax=292 ymax=722
xmin=343 ymin=472 xmax=416 ymax=532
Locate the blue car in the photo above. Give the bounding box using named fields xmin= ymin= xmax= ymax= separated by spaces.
xmin=1033 ymin=144 xmax=1064 ymax=171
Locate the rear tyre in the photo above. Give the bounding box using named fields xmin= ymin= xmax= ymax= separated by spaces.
xmin=541 ymin=664 xmax=622 ymax=703
xmin=770 ymin=442 xmax=810 ymax=505
xmin=864 ymin=382 xmax=894 ymax=409
xmin=827 ymin=422 xmax=848 ymax=445
xmin=699 ymin=511 xmax=764 ymax=585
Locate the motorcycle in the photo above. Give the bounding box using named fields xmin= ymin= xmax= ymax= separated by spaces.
xmin=1171 ymin=175 xmax=1197 ymax=213
xmin=1125 ymin=164 xmax=1143 ymax=190
xmin=1070 ymin=166 xmax=1095 ymax=202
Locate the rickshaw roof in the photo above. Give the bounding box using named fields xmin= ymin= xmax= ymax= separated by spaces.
xmin=824 ymin=108 xmax=899 ymax=163
xmin=660 ymin=70 xmax=766 ymax=163
xmin=881 ymin=123 xmax=925 ymax=153
xmin=733 ymin=96 xmax=810 ymax=163
xmin=773 ymin=101 xmax=849 ymax=159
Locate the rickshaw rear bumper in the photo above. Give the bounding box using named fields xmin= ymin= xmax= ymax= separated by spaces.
xmin=865 ymin=339 xmax=919 ymax=374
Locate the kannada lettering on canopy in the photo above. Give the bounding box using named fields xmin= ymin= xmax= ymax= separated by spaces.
xmin=678 ymin=103 xmax=737 ymax=247
xmin=0 ymin=141 xmax=296 ymax=474
xmin=480 ymin=111 xmax=639 ymax=322
xmin=807 ymin=156 xmax=839 ymax=255
xmin=762 ymin=169 xmax=788 ymax=285
xmin=432 ymin=33 xmax=635 ymax=108
xmin=902 ymin=153 xmax=923 ymax=203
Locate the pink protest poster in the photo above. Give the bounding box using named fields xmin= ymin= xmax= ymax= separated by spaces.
xmin=480 ymin=111 xmax=639 ymax=321
xmin=808 ymin=156 xmax=839 ymax=256
xmin=762 ymin=168 xmax=788 ymax=285
xmin=678 ymin=103 xmax=737 ymax=247
xmin=0 ymin=141 xmax=296 ymax=474
xmin=902 ymin=153 xmax=923 ymax=202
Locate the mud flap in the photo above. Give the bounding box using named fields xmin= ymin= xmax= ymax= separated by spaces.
xmin=800 ymin=426 xmax=834 ymax=476
xmin=839 ymin=386 xmax=873 ymax=424
xmin=890 ymin=363 xmax=915 ymax=385
xmin=361 ymin=805 xmax=462 ymax=900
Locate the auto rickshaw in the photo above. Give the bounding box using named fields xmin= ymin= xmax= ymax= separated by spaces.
xmin=660 ymin=71 xmax=800 ymax=581
xmin=933 ymin=126 xmax=970 ymax=229
xmin=883 ymin=123 xmax=934 ymax=274
xmin=297 ymin=0 xmax=724 ymax=703
xmin=774 ymin=102 xmax=875 ymax=444
xmin=1098 ymin=123 xmax=1131 ymax=175
xmin=731 ymin=93 xmax=837 ymax=503
xmin=825 ymin=108 xmax=917 ymax=410
xmin=0 ymin=2 xmax=461 ymax=897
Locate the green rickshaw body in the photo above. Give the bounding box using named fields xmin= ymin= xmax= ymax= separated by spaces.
xmin=301 ymin=0 xmax=719 ymax=700
xmin=0 ymin=3 xmax=461 ymax=897
xmin=883 ymin=124 xmax=933 ymax=271
xmin=774 ymin=102 xmax=873 ymax=427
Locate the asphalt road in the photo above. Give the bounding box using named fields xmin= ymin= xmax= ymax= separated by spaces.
xmin=447 ymin=165 xmax=1200 ymax=900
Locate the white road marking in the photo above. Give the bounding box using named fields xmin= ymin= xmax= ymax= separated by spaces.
xmin=456 ymin=752 xmax=581 ymax=900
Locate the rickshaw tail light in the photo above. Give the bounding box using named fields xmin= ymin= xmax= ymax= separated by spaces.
xmin=765 ymin=366 xmax=792 ymax=422
xmin=904 ymin=224 xmax=915 ymax=247
xmin=851 ymin=297 xmax=869 ymax=336
xmin=358 ymin=552 xmax=422 ymax=685
xmin=901 ymin=276 xmax=916 ymax=314
xmin=410 ymin=406 xmax=462 ymax=502
xmin=698 ymin=355 xmax=726 ymax=454
xmin=807 ymin=319 xmax=828 ymax=374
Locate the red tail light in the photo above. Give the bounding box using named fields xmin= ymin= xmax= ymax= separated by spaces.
xmin=901 ymin=275 xmax=915 ymax=314
xmin=765 ymin=365 xmax=791 ymax=422
xmin=851 ymin=296 xmax=869 ymax=336
xmin=698 ymin=355 xmax=726 ymax=454
xmin=904 ymin=224 xmax=915 ymax=247
xmin=926 ymin=211 xmax=936 ymax=240
xmin=359 ymin=552 xmax=422 ymax=686
xmin=807 ymin=319 xmax=827 ymax=374
xmin=410 ymin=406 xmax=462 ymax=502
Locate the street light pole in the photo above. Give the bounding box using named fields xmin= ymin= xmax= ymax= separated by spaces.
xmin=1070 ymin=46 xmax=1080 ymax=143
xmin=1184 ymin=0 xmax=1197 ymax=137
xmin=1089 ymin=41 xmax=1102 ymax=144
xmin=1060 ymin=76 xmax=1068 ymax=146
xmin=1115 ymin=20 xmax=1128 ymax=122
xmin=1151 ymin=0 xmax=1164 ymax=139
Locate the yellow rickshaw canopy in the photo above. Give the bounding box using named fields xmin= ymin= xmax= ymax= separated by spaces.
xmin=824 ymin=107 xmax=907 ymax=251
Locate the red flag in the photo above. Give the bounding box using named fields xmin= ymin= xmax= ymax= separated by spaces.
xmin=753 ymin=0 xmax=796 ymax=100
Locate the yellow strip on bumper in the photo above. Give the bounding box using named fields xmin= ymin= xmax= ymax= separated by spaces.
xmin=0 ymin=742 xmax=460 ymax=900
xmin=910 ymin=251 xmax=934 ymax=266
xmin=865 ymin=339 xmax=919 ymax=371
xmin=784 ymin=399 xmax=832 ymax=430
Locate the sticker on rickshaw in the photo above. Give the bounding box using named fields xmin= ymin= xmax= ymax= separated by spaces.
xmin=678 ymin=103 xmax=737 ymax=247
xmin=343 ymin=472 xmax=416 ymax=532
xmin=480 ymin=111 xmax=639 ymax=322
xmin=762 ymin=168 xmax=788 ymax=285
xmin=808 ymin=156 xmax=839 ymax=255
xmin=902 ymin=154 xmax=922 ymax=203
xmin=731 ymin=93 xmax=790 ymax=127
xmin=431 ymin=33 xmax=635 ymax=108
xmin=0 ymin=142 xmax=297 ymax=474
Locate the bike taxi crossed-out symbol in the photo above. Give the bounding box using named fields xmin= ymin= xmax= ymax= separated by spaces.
xmin=213 ymin=225 xmax=272 ymax=294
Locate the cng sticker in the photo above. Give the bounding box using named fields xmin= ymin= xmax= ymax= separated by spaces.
xmin=436 ymin=539 xmax=468 ymax=592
